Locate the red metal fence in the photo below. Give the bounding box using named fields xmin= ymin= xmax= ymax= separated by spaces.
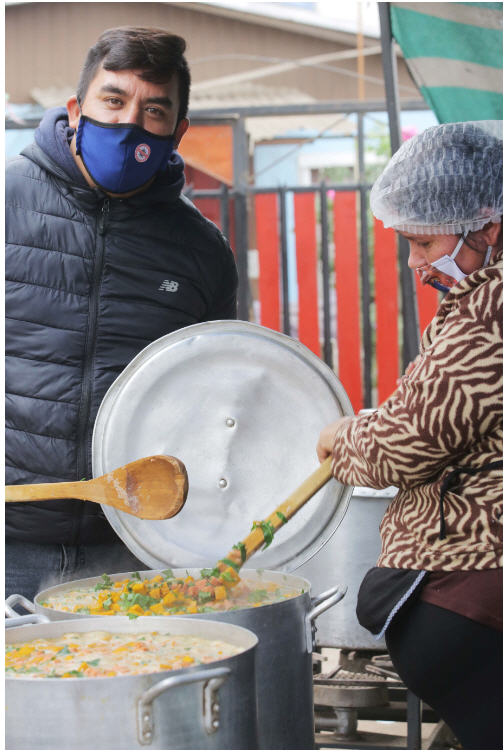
xmin=254 ymin=191 xmax=439 ymax=412
xmin=190 ymin=187 xmax=440 ymax=412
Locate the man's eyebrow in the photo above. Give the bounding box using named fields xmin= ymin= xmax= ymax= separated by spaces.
xmin=99 ymin=84 xmax=173 ymax=107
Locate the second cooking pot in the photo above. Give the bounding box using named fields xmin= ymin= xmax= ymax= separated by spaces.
xmin=7 ymin=568 xmax=346 ymax=750
xmin=5 ymin=614 xmax=258 ymax=750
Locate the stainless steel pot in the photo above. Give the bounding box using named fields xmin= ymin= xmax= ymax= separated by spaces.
xmin=5 ymin=614 xmax=258 ymax=750
xmin=296 ymin=485 xmax=394 ymax=650
xmin=7 ymin=568 xmax=346 ymax=750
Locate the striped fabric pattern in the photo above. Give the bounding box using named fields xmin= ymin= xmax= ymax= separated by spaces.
xmin=390 ymin=2 xmax=503 ymax=122
xmin=329 ymin=252 xmax=503 ymax=572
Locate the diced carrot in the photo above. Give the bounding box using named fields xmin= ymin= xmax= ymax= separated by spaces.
xmin=131 ymin=582 xmax=147 ymax=594
xmin=214 ymin=586 xmax=227 ymax=601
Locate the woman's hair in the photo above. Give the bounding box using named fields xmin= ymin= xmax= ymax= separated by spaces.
xmin=76 ymin=26 xmax=191 ymax=122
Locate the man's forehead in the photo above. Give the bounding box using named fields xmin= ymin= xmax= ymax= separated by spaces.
xmin=91 ymin=66 xmax=177 ymax=94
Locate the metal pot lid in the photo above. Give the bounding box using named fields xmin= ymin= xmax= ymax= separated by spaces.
xmin=92 ymin=320 xmax=354 ymax=572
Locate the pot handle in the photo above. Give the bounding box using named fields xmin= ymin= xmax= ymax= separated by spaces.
xmin=5 ymin=593 xmax=38 ymax=618
xmin=310 ymin=584 xmax=345 ymax=609
xmin=305 ymin=584 xmax=347 ymax=652
xmin=137 ymin=666 xmax=230 ymax=745
xmin=5 ymin=613 xmax=50 ymax=628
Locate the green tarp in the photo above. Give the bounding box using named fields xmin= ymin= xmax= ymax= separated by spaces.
xmin=390 ymin=2 xmax=503 ymax=122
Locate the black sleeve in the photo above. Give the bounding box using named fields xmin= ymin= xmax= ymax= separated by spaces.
xmin=207 ymin=234 xmax=239 ymax=320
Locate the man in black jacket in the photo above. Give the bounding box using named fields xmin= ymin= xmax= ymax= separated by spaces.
xmin=6 ymin=27 xmax=238 ymax=600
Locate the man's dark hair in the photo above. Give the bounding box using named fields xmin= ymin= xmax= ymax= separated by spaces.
xmin=76 ymin=26 xmax=191 ymax=122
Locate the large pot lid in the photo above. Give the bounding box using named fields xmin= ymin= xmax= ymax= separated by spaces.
xmin=92 ymin=321 xmax=354 ymax=571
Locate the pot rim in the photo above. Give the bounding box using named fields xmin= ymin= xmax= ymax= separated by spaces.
xmin=6 ymin=614 xmax=258 ymax=683
xmin=33 ymin=567 xmax=313 ymax=619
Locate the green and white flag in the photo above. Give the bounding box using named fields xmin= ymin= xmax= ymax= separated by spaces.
xmin=390 ymin=2 xmax=503 ymax=122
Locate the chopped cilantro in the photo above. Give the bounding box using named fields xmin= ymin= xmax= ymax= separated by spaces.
xmin=233 ymin=542 xmax=247 ymax=563
xmin=120 ymin=592 xmax=157 ymax=611
xmin=162 ymin=569 xmax=174 ymax=579
xmin=130 ymin=571 xmax=142 ymax=581
xmin=197 ymin=591 xmax=212 ymax=604
xmin=220 ymin=557 xmax=240 ymax=571
xmin=248 ymin=589 xmax=268 ymax=603
xmin=87 ymin=659 xmax=100 ymax=666
xmin=94 ymin=574 xmax=113 ymax=591
xmin=251 ymin=520 xmax=275 ymax=549
xmin=201 ymin=567 xmax=220 ymax=579
xmin=276 ymin=511 xmax=287 ymax=524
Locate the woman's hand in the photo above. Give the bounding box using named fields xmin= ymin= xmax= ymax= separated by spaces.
xmin=316 ymin=418 xmax=351 ymax=463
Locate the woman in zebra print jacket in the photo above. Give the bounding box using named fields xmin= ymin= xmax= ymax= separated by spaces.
xmin=317 ymin=121 xmax=502 ymax=750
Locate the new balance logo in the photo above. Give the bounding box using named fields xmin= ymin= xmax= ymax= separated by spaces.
xmin=158 ymin=279 xmax=179 ymax=292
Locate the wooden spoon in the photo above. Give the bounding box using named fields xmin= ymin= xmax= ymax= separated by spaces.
xmin=217 ymin=456 xmax=333 ymax=577
xmin=5 ymin=455 xmax=188 ymax=520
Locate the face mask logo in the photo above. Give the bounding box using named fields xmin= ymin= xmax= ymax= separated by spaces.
xmin=76 ymin=116 xmax=174 ymax=194
xmin=135 ymin=143 xmax=151 ymax=163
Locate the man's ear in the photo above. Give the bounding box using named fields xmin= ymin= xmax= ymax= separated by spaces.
xmin=173 ymin=117 xmax=189 ymax=148
xmin=67 ymin=95 xmax=81 ymax=130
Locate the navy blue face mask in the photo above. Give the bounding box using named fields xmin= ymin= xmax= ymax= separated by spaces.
xmin=75 ymin=115 xmax=175 ymax=194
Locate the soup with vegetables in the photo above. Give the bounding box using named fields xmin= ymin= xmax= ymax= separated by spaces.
xmin=40 ymin=569 xmax=301 ymax=618
xmin=6 ymin=630 xmax=241 ymax=679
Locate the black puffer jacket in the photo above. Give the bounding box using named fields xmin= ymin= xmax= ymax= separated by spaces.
xmin=6 ymin=108 xmax=238 ymax=545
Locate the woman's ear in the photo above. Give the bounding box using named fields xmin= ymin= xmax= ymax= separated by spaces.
xmin=479 ymin=221 xmax=502 ymax=247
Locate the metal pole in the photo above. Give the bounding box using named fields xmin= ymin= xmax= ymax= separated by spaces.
xmin=406 ymin=690 xmax=423 ymax=749
xmin=319 ymin=182 xmax=332 ymax=367
xmin=378 ymin=2 xmax=420 ymax=369
xmin=232 ymin=117 xmax=250 ymax=321
xmin=357 ymin=113 xmax=373 ymax=407
xmin=220 ymin=184 xmax=230 ymax=240
xmin=279 ymin=187 xmax=291 ymax=336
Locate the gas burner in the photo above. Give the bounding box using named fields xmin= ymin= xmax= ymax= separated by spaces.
xmin=314 ymin=664 xmax=392 ymax=744
xmin=313 ymin=649 xmax=457 ymax=749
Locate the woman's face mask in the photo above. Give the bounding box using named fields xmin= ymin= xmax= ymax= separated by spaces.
xmin=415 ymin=232 xmax=493 ymax=294
xmin=415 ymin=233 xmax=468 ymax=293
xmin=75 ymin=115 xmax=175 ymax=194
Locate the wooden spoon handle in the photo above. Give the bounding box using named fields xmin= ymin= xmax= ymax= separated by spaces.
xmin=221 ymin=456 xmax=333 ymax=569
xmin=5 ymin=480 xmax=93 ymax=502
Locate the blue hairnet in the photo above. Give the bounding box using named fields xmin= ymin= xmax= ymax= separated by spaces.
xmin=370 ymin=120 xmax=503 ymax=235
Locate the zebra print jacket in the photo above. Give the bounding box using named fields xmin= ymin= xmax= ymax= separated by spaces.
xmin=331 ymin=250 xmax=503 ymax=571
